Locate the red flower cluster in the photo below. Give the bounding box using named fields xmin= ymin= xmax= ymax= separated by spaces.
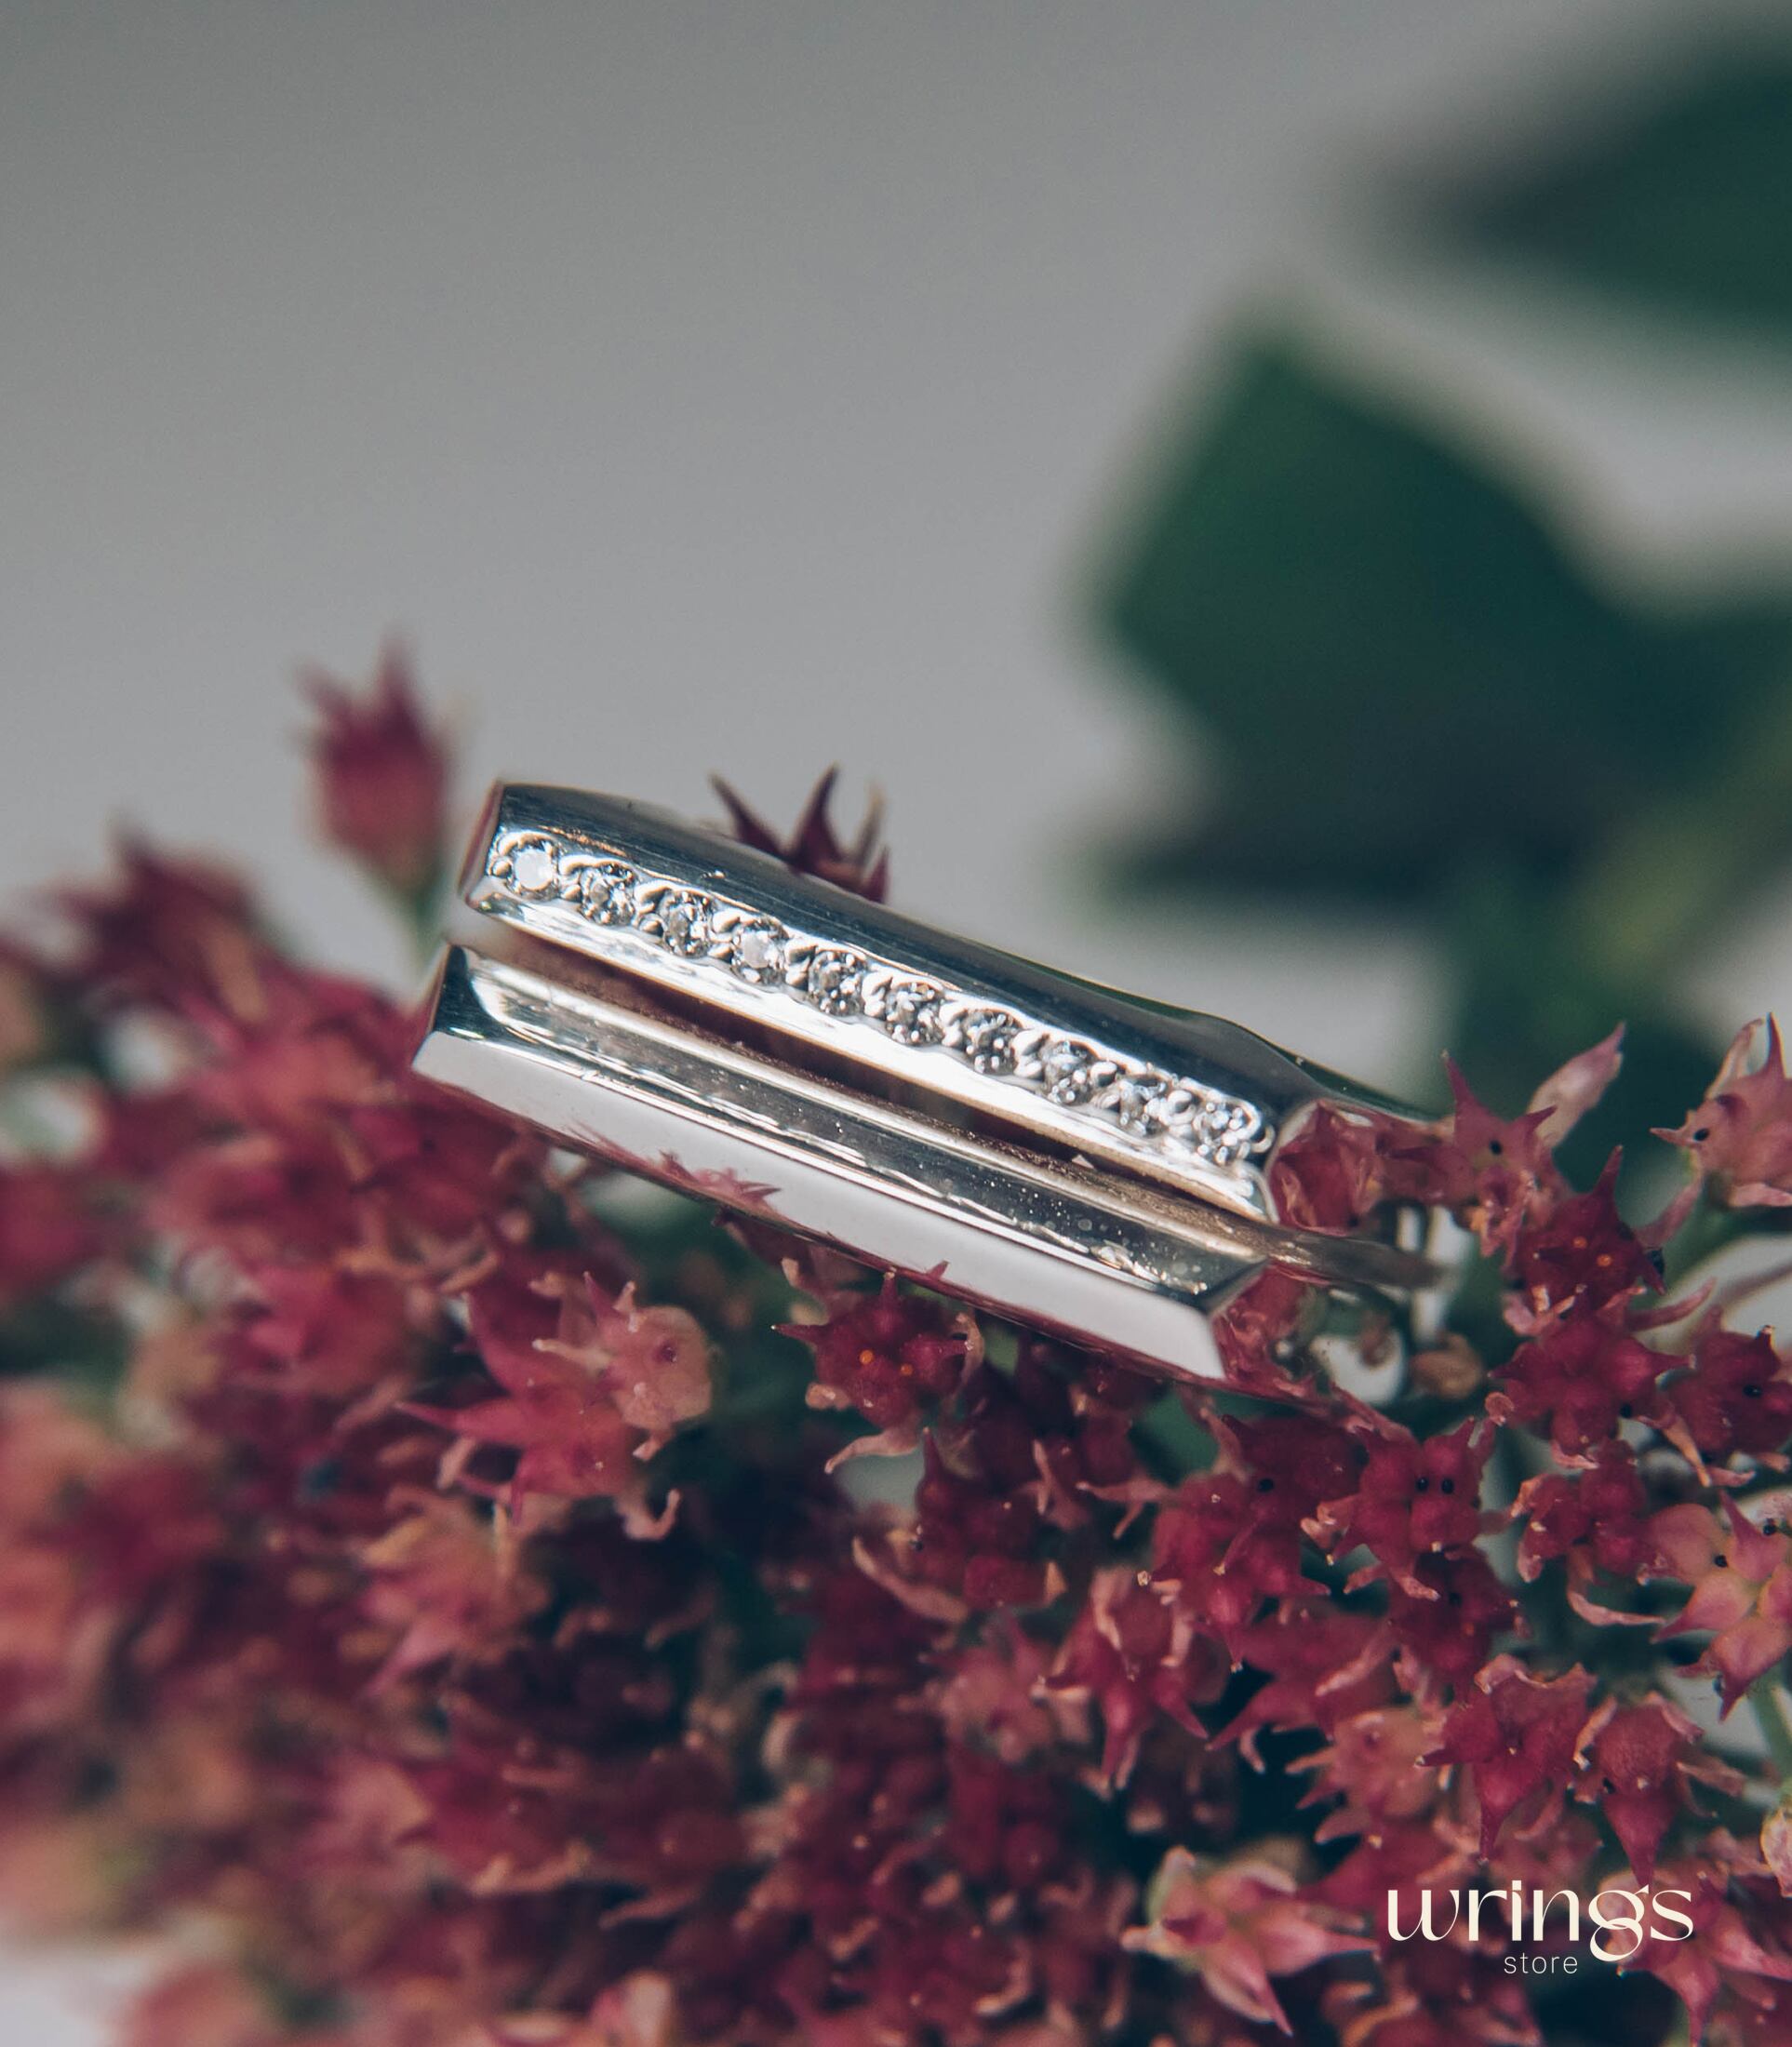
xmin=6 ymin=661 xmax=1792 ymax=2047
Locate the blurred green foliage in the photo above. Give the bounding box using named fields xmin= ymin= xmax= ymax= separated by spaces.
xmin=1103 ymin=338 xmax=1792 ymax=904
xmin=1429 ymin=47 xmax=1792 ymax=339
xmin=1092 ymin=38 xmax=1792 ymax=1172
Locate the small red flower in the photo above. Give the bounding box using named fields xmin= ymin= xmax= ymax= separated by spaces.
xmin=1665 ymin=1326 xmax=1792 ymax=1467
xmin=1215 ymin=1610 xmax=1394 ymax=1766
xmin=1492 ymin=1312 xmax=1669 ymax=1454
xmin=359 ymin=1491 xmax=545 ymax=1688
xmin=933 ymin=1620 xmax=1069 ymax=1763
xmin=1309 ymin=1420 xmax=1490 ymax=1597
xmin=1650 ymin=1503 xmax=1792 ymax=1709
xmin=1422 ymin=1654 xmax=1594 ymax=1853
xmin=235 ymin=1263 xmax=420 ymax=1400
xmin=1514 ymin=1447 xmax=1654 ymax=1620
xmin=1388 ymin=1059 xmax=1553 ymax=1248
xmin=1510 ymin=1155 xmax=1661 ymax=1324
xmin=1572 ymin=1694 xmax=1742 ymax=1882
xmin=782 ymin=1273 xmax=971 ymax=1439
xmin=712 ymin=768 xmax=889 ymax=902
xmin=1050 ymin=1568 xmax=1225 ymax=1786
xmin=1296 ymin=1703 xmax=1444 ymax=1844
xmin=1659 ymin=1018 xmax=1792 ymax=1209
xmin=1620 ymin=1848 xmax=1792 ymax=2040
xmin=64 ymin=839 xmax=268 ymax=1018
xmin=407 ymin=1264 xmax=710 ymax=1528
xmin=1150 ymin=1414 xmax=1358 ymax=1657
xmin=1384 ymin=1034 xmax=1622 ymax=1262
xmin=1382 ymin=1550 xmax=1517 ymax=1693
xmin=304 ymin=646 xmax=449 ymax=903
xmin=1123 ymin=1847 xmax=1372 ymax=2034
xmin=1268 ymin=1106 xmax=1388 ymax=1234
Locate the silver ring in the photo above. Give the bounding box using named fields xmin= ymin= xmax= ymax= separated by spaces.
xmin=412 ymin=783 xmax=1435 ymax=1385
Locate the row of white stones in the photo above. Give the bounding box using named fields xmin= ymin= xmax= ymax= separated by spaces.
xmin=486 ymin=829 xmax=1271 ymax=1171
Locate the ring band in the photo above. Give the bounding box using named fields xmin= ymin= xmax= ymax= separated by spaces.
xmin=412 ymin=784 xmax=1434 ymax=1384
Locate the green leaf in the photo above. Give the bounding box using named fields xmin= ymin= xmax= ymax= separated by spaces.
xmin=1094 ymin=330 xmax=1792 ymax=904
xmin=1427 ymin=47 xmax=1792 ymax=340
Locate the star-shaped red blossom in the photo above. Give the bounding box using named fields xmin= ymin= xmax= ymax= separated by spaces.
xmin=61 ymin=838 xmax=268 ymax=1017
xmin=1122 ymin=1848 xmax=1373 ymax=2035
xmin=1571 ymin=1694 xmax=1743 ymax=1882
xmin=781 ymin=1273 xmax=971 ymax=1437
xmin=1381 ymin=1032 xmax=1622 ymax=1258
xmin=1383 ymin=1057 xmax=1555 ymax=1246
xmin=1492 ymin=1312 xmax=1669 ymax=1454
xmin=711 ymin=768 xmax=889 ymax=902
xmin=1665 ymin=1326 xmax=1792 ymax=1467
xmin=1422 ymin=1654 xmax=1594 ymax=1854
xmin=1049 ymin=1568 xmax=1226 ymax=1787
xmin=1228 ymin=1411 xmax=1365 ymax=1505
xmin=1148 ymin=1413 xmax=1360 ymax=1659
xmin=1382 ymin=1550 xmax=1518 ymax=1694
xmin=1619 ymin=1848 xmax=1792 ymax=2040
xmin=405 ymin=1263 xmax=711 ymax=1529
xmin=1515 ymin=1447 xmax=1654 ymax=1618
xmin=1510 ymin=1154 xmax=1661 ymax=1325
xmin=1214 ymin=1611 xmax=1394 ymax=1767
xmin=304 ymin=645 xmax=449 ymax=903
xmin=1308 ymin=1419 xmax=1491 ymax=1597
xmin=1149 ymin=1469 xmax=1304 ymax=1662
xmin=358 ymin=1492 xmax=545 ymax=1689
xmin=236 ymin=1262 xmax=419 ymax=1401
xmin=1295 ymin=1704 xmax=1443 ymax=1845
xmin=1649 ymin=1502 xmax=1792 ymax=1708
xmin=1268 ymin=1104 xmax=1390 ymax=1234
xmin=1658 ymin=1018 xmax=1792 ymax=1209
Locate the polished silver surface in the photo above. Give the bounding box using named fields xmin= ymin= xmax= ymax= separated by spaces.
xmin=410 ymin=783 xmax=1435 ymax=1384
xmin=457 ymin=784 xmax=1422 ymax=1224
xmin=413 ymin=934 xmax=1427 ymax=1386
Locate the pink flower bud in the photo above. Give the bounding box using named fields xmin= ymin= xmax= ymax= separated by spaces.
xmin=304 ymin=646 xmax=448 ymax=903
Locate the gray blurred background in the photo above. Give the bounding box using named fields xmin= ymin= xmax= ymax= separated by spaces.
xmin=7 ymin=1 xmax=1792 ymax=2034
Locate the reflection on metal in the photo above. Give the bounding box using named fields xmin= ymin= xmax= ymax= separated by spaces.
xmin=412 ymin=785 xmax=1434 ymax=1385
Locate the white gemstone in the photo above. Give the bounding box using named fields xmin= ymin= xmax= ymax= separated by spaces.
xmin=576 ymin=861 xmax=635 ymax=923
xmin=957 ymin=1007 xmax=1022 ymax=1075
xmin=729 ymin=918 xmax=786 ymax=981
xmin=509 ymin=840 xmax=560 ymax=895
xmin=657 ymin=890 xmax=712 ymax=955
xmin=1039 ymin=1038 xmax=1101 ymax=1104
xmin=1104 ymin=1070 xmax=1168 ymax=1132
xmin=805 ymin=948 xmax=865 ymax=1014
xmin=883 ymin=979 xmax=943 ymax=1046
